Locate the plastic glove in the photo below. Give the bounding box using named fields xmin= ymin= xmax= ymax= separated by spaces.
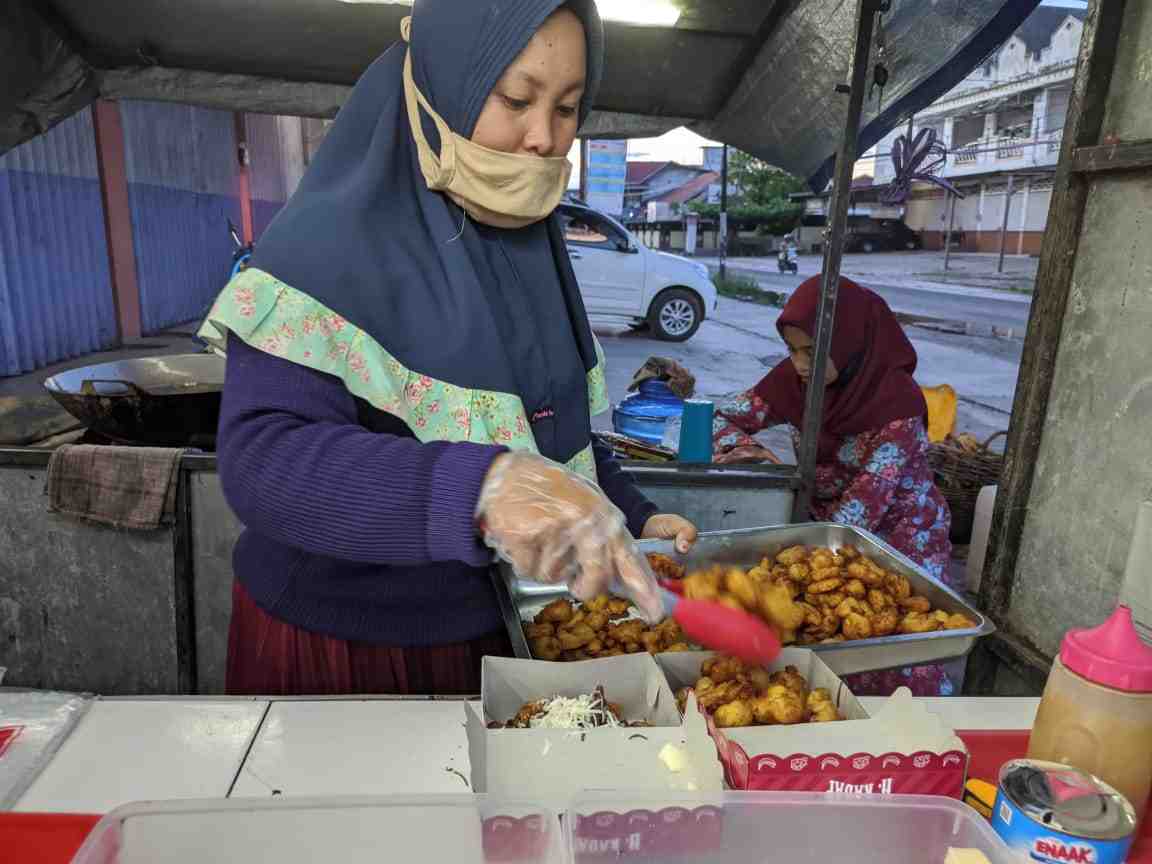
xmin=642 ymin=514 xmax=699 ymax=554
xmin=476 ymin=452 xmax=663 ymax=621
xmin=714 ymin=444 xmax=781 ymax=465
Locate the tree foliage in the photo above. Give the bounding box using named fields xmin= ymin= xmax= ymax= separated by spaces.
xmin=688 ymin=149 xmax=806 ymax=235
xmin=727 ymin=151 xmax=808 ymax=208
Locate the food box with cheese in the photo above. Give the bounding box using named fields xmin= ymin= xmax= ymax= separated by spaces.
xmin=656 ymin=650 xmax=969 ymax=797
xmin=465 ymin=655 xmax=723 ymax=808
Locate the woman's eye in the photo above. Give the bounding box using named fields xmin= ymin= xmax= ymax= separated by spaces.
xmin=502 ymin=96 xmax=531 ymax=112
xmin=557 ymin=105 xmax=578 ymax=118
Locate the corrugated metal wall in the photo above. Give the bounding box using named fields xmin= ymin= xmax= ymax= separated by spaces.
xmin=121 ymin=101 xmax=242 ymax=335
xmin=1 ymin=103 xmax=311 ymax=375
xmin=246 ymin=114 xmax=308 ymax=239
xmin=0 ymin=108 xmax=117 ymax=377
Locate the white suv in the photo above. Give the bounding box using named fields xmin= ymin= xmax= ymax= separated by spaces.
xmin=558 ymin=202 xmax=717 ymax=342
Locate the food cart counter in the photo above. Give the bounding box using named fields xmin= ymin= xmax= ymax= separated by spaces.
xmin=4 ymin=692 xmax=1150 ymax=863
xmin=8 ymin=694 xmax=1038 ymax=813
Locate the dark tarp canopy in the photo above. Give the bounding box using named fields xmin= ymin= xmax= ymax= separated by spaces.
xmin=2 ymin=0 xmax=1040 ymax=188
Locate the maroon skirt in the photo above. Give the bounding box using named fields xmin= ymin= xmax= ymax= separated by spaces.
xmin=225 ymin=580 xmax=512 ymax=696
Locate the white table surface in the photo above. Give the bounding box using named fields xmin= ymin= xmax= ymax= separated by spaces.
xmin=15 ymin=699 xmax=269 ymax=813
xmin=230 ymin=700 xmax=472 ymax=798
xmin=10 ymin=696 xmax=1041 ymax=812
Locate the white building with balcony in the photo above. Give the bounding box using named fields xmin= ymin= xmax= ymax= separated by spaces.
xmin=869 ymin=5 xmax=1085 ymax=255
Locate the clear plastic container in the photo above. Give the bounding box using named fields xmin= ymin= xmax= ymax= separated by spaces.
xmin=567 ymin=791 xmax=1016 ymax=864
xmin=71 ymin=795 xmax=563 ymax=864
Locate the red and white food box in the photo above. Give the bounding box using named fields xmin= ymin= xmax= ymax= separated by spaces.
xmin=465 ymin=655 xmax=723 ymax=808
xmin=656 ymin=649 xmax=970 ymax=798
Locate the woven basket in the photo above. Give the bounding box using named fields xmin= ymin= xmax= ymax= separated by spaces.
xmin=928 ymin=431 xmax=1007 ymax=542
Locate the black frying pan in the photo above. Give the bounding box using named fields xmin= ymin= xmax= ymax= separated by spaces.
xmin=44 ymin=354 xmax=225 ymax=447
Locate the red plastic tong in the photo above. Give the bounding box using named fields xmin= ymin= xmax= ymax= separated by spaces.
xmin=619 ymin=576 xmax=783 ymax=665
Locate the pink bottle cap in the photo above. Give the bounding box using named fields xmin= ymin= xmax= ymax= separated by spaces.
xmin=1060 ymin=606 xmax=1152 ymax=692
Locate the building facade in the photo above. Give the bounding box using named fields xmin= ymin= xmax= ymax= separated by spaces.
xmin=868 ymin=6 xmax=1085 ymax=254
xmin=623 ymin=161 xmax=713 ymax=223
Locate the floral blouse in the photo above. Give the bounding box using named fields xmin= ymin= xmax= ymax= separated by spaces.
xmin=713 ymin=390 xmax=952 ymax=585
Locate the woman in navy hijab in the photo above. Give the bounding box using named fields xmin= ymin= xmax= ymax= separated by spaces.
xmin=200 ymin=0 xmax=697 ymax=695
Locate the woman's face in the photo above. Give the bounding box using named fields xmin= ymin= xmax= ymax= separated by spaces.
xmin=781 ymin=325 xmax=839 ymax=386
xmin=471 ymin=8 xmax=586 ymax=158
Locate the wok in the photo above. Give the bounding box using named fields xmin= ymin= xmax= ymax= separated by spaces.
xmin=44 ymin=354 xmax=225 ymax=447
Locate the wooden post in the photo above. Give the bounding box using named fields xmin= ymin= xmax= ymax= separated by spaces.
xmin=92 ymin=99 xmax=142 ymax=344
xmin=977 ymin=0 xmax=1130 ymax=688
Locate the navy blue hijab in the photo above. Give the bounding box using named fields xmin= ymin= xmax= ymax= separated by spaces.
xmin=250 ymin=0 xmax=604 ymax=464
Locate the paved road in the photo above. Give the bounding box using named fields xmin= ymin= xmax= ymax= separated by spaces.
xmin=703 ymin=252 xmax=1035 ymax=335
xmin=721 ymin=266 xmax=1033 ymax=334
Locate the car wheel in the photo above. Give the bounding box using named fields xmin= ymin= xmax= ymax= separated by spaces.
xmin=648 ymin=289 xmax=702 ymax=342
xmin=861 ymin=240 xmax=876 ymax=253
xmin=906 ymin=241 xmax=919 ymax=250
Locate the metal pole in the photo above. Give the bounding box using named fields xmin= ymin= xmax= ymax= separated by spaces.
xmin=792 ymin=0 xmax=880 ymax=523
xmin=997 ymin=173 xmax=1015 ymax=273
xmin=579 ymin=137 xmax=589 ymax=202
xmin=943 ymin=191 xmax=957 ymax=270
xmin=1018 ymin=178 xmax=1031 ymax=255
xmin=719 ymin=143 xmax=729 ymax=281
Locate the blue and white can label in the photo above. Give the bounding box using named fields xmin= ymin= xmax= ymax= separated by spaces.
xmin=992 ymin=760 xmax=1135 ymax=864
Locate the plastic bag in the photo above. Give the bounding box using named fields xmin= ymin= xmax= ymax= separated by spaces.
xmin=476 ymin=452 xmax=663 ymax=621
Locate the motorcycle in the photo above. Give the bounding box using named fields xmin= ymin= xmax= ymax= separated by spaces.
xmin=777 ymin=248 xmax=798 ymax=274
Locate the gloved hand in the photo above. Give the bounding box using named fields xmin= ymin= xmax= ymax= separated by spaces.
xmin=642 ymin=514 xmax=699 ymax=554
xmin=476 ymin=452 xmax=663 ymax=621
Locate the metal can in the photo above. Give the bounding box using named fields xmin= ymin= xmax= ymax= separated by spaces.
xmin=992 ymin=759 xmax=1137 ymax=864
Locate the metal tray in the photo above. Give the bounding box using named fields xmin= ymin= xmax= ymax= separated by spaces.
xmin=493 ymin=523 xmax=995 ymax=676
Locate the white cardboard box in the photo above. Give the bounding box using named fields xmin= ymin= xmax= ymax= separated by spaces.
xmin=466 ymin=655 xmax=722 ymax=804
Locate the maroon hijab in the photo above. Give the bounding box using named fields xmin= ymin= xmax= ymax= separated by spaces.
xmin=754 ymin=276 xmax=927 ymax=461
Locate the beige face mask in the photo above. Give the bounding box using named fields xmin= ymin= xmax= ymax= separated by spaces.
xmin=400 ymin=16 xmax=573 ymax=229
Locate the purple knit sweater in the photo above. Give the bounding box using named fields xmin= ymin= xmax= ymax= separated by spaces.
xmin=217 ymin=336 xmax=658 ymax=646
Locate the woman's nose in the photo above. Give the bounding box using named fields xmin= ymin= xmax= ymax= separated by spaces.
xmin=522 ymin=111 xmax=555 ymax=157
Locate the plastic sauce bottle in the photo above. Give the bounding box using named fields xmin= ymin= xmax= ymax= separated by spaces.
xmin=1027 ymin=606 xmax=1152 ymax=819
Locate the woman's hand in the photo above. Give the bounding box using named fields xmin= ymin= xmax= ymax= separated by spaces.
xmin=714 ymin=444 xmax=781 ymax=465
xmin=642 ymin=514 xmax=699 ymax=554
xmin=476 ymin=452 xmax=663 ymax=620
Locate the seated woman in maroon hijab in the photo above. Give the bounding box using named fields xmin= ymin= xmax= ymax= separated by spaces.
xmin=713 ymin=276 xmax=955 ymax=696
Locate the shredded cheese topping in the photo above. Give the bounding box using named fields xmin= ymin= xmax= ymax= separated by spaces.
xmin=528 ymin=694 xmax=622 ymax=729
